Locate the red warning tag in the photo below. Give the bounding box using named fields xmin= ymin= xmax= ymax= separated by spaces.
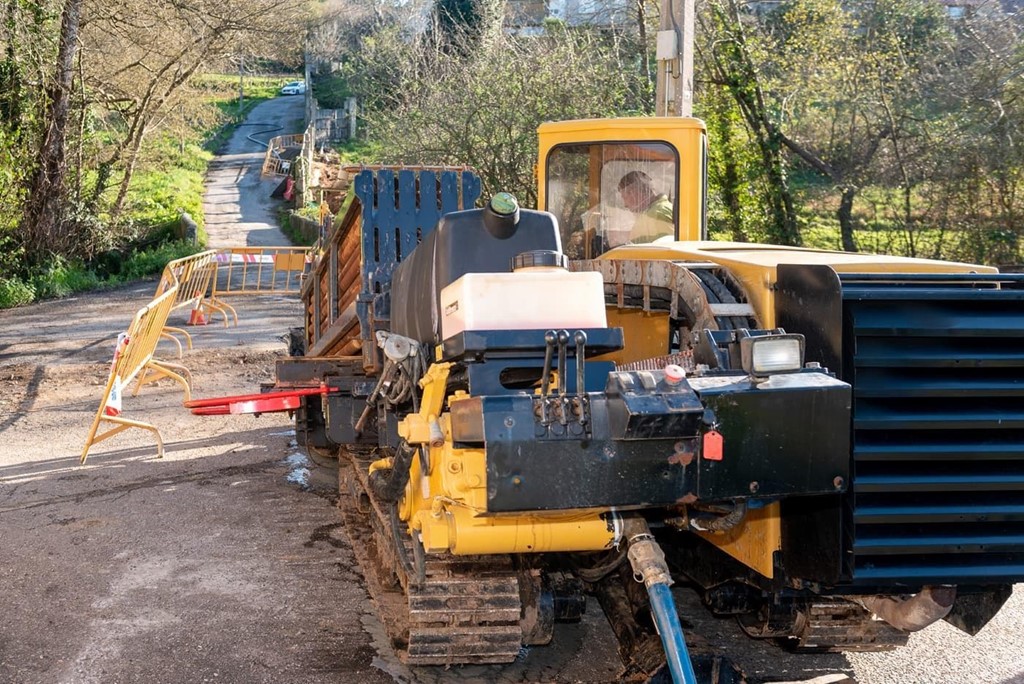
xmin=703 ymin=430 xmax=724 ymax=461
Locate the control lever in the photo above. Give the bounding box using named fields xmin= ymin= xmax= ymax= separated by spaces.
xmin=556 ymin=330 xmax=569 ymax=394
xmin=556 ymin=330 xmax=570 ymax=426
xmin=573 ymin=330 xmax=589 ymax=428
xmin=540 ymin=330 xmax=557 ymax=426
xmin=574 ymin=330 xmax=587 ymax=398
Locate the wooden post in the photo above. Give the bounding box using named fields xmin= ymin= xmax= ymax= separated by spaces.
xmin=655 ymin=0 xmax=694 ymax=117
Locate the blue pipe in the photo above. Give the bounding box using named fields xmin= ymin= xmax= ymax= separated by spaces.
xmin=647 ymin=582 xmax=698 ymax=684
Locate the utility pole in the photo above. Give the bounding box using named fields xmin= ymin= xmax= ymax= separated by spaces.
xmin=655 ymin=0 xmax=694 ymax=117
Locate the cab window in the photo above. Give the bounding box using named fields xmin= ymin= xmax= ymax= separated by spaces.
xmin=546 ymin=142 xmax=678 ymax=259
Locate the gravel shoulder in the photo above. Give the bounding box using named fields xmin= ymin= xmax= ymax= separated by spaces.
xmin=0 ymin=285 xmax=389 ymax=683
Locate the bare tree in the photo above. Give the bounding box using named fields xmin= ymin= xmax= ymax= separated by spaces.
xmin=20 ymin=0 xmax=83 ymax=263
xmin=14 ymin=0 xmax=308 ymax=262
xmin=81 ymin=0 xmax=309 ymax=217
xmin=364 ymin=26 xmax=633 ymax=205
xmin=698 ymin=0 xmax=801 ymax=246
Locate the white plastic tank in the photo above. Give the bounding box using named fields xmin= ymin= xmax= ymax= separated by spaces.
xmin=439 ymin=250 xmax=607 ymax=340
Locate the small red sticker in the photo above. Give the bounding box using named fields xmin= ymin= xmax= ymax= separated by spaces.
xmin=703 ymin=430 xmax=724 ymax=461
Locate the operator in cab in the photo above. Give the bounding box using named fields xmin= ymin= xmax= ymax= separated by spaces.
xmin=614 ymin=170 xmax=674 ymax=245
xmin=545 ymin=139 xmax=679 ymax=258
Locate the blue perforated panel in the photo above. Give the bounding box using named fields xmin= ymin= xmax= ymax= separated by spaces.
xmin=350 ymin=168 xmax=480 ymax=365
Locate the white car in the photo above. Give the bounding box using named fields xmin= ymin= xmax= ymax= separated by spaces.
xmin=279 ymin=80 xmax=306 ymax=96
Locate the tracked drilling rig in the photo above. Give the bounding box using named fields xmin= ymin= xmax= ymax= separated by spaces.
xmin=206 ymin=115 xmax=1024 ymax=682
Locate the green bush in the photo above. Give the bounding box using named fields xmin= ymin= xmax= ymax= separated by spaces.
xmin=0 ymin=277 xmax=34 ymax=308
xmin=334 ymin=138 xmax=382 ymax=165
xmin=313 ymin=72 xmax=351 ymax=109
xmin=118 ymin=240 xmax=201 ymax=281
xmin=0 ymin=240 xmax=202 ymax=310
xmin=29 ymin=257 xmax=102 ymax=299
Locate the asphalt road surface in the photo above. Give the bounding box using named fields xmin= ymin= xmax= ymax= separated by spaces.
xmin=203 ymin=94 xmax=304 ymax=248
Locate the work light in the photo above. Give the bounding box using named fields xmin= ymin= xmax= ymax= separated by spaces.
xmin=740 ymin=334 xmax=805 ymax=376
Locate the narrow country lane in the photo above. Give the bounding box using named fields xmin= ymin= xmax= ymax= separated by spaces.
xmin=203 ymin=95 xmax=304 ymax=248
xmin=0 ymin=94 xmax=389 ymax=684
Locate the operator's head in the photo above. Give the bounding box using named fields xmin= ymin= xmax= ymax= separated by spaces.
xmin=617 ymin=170 xmax=657 ymax=213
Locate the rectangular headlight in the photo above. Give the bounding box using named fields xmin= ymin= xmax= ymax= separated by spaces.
xmin=741 ymin=334 xmax=805 ymax=375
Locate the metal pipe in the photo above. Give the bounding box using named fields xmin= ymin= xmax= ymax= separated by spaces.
xmin=855 ymin=585 xmax=957 ymax=632
xmin=334 ymin=259 xmax=361 ymax=306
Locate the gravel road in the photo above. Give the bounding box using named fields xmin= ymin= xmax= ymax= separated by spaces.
xmin=1 ymin=95 xmax=1022 ymax=684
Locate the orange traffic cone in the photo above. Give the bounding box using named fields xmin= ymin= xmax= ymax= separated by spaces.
xmin=188 ymin=308 xmax=208 ymax=326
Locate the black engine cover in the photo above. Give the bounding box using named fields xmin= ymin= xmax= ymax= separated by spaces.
xmin=451 ymin=368 xmax=850 ymax=513
xmin=689 ymin=371 xmax=851 ymax=501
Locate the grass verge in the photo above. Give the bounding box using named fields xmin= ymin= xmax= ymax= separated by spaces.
xmin=0 ymin=241 xmax=201 ymax=309
xmin=0 ymin=73 xmax=300 ymax=310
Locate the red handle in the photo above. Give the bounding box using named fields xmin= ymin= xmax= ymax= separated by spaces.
xmin=185 ymin=385 xmax=329 ymax=415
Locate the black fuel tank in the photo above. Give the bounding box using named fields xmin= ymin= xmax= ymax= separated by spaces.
xmin=390 ymin=206 xmax=562 ymax=345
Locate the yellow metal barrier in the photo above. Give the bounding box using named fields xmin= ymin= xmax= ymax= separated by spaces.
xmin=207 ymin=247 xmax=310 ymax=322
xmin=157 ymin=250 xmax=231 ymax=355
xmin=81 ymin=287 xmax=193 ymax=464
xmin=81 ymin=245 xmax=308 ymax=463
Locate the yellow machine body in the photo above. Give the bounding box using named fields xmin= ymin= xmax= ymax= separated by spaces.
xmin=605 ymin=241 xmax=995 ymax=328
xmin=380 ymin=116 xmax=994 ymax=577
xmin=394 ymin=364 xmax=618 ymax=556
xmin=536 ymin=117 xmax=995 ymax=579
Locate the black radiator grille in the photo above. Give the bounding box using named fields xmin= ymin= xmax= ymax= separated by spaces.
xmin=841 ymin=274 xmax=1024 ymax=584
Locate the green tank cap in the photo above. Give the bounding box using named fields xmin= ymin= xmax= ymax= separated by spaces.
xmin=484 ymin=192 xmax=521 ymax=238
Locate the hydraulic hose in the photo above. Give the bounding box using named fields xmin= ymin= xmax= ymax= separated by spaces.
xmin=624 ymin=517 xmax=697 ymax=684
xmin=368 ymin=440 xmax=416 ymax=504
xmin=648 ymin=583 xmax=697 ymax=684
xmin=690 ymin=500 xmax=747 ymax=533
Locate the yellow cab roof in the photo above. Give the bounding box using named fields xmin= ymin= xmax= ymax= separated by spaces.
xmin=538 ymin=117 xmax=706 ymax=138
xmin=648 ymin=241 xmax=997 ymax=273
